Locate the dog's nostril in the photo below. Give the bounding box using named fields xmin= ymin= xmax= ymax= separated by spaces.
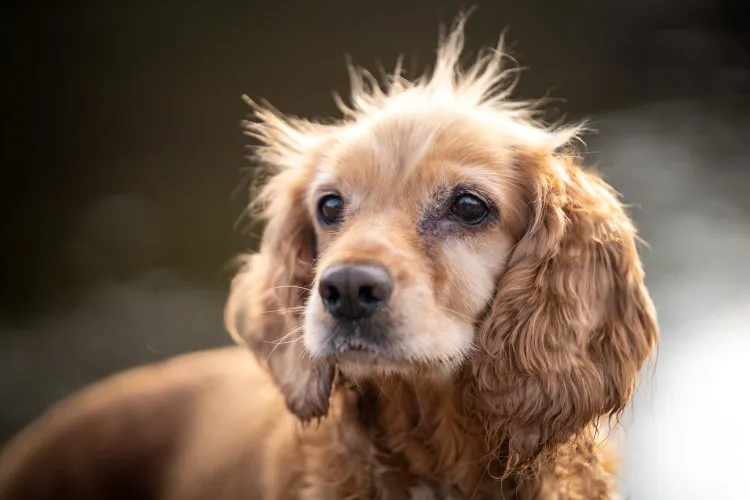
xmin=321 ymin=285 xmax=340 ymax=302
xmin=359 ymin=286 xmax=374 ymax=304
xmin=359 ymin=285 xmax=385 ymax=304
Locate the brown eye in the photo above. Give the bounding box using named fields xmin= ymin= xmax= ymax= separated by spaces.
xmin=318 ymin=194 xmax=345 ymax=226
xmin=450 ymin=193 xmax=489 ymax=225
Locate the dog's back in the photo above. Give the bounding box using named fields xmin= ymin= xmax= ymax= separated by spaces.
xmin=0 ymin=347 xmax=298 ymax=500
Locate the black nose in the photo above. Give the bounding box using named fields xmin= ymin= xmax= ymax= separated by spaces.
xmin=318 ymin=263 xmax=393 ymax=320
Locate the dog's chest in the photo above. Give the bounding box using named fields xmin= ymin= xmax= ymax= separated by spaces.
xmin=338 ymin=386 xmax=518 ymax=500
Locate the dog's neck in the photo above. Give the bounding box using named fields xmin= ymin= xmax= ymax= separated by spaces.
xmin=329 ymin=372 xmax=514 ymax=498
xmin=295 ymin=371 xmax=616 ymax=499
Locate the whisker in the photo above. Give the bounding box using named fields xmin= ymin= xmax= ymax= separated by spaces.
xmin=268 ymin=336 xmax=304 ymax=347
xmin=437 ymin=305 xmax=474 ymax=323
xmin=266 ymin=285 xmax=313 ymax=292
xmin=265 ymin=324 xmax=304 ymax=359
xmin=263 ymin=306 xmax=306 ymax=315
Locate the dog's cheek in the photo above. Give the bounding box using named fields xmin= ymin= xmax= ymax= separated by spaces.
xmin=439 ymin=237 xmax=511 ymax=319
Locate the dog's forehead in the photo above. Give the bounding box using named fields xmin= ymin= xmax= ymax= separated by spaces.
xmin=315 ymin=112 xmax=516 ymax=200
xmin=326 ymin=114 xmax=443 ymax=180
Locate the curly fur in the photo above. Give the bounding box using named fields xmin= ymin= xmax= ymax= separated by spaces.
xmin=225 ymin=14 xmax=659 ymax=499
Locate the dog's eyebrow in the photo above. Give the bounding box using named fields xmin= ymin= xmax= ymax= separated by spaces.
xmin=308 ymin=172 xmax=339 ymax=196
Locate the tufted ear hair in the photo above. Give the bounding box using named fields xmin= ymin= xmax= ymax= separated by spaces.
xmin=225 ymin=99 xmax=335 ymax=422
xmin=471 ymin=152 xmax=659 ymax=466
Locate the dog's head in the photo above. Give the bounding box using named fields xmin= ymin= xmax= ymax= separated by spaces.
xmin=226 ymin=19 xmax=658 ymax=460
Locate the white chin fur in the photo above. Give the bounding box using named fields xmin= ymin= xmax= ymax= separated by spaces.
xmin=336 ymin=351 xmax=465 ymax=382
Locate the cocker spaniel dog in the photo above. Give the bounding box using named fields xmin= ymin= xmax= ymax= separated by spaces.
xmin=0 ymin=18 xmax=658 ymax=500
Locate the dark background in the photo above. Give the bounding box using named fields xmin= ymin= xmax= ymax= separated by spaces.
xmin=2 ymin=2 xmax=749 ymax=498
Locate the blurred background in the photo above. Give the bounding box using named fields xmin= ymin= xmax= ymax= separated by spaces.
xmin=2 ymin=1 xmax=749 ymax=498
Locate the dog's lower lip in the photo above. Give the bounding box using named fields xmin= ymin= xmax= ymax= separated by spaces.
xmin=335 ymin=342 xmax=379 ymax=355
xmin=329 ymin=340 xmax=388 ymax=362
xmin=335 ymin=349 xmax=384 ymax=365
xmin=328 ymin=332 xmax=386 ymax=356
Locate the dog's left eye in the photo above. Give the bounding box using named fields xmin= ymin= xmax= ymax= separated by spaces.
xmin=450 ymin=193 xmax=489 ymax=225
xmin=317 ymin=194 xmax=345 ymax=226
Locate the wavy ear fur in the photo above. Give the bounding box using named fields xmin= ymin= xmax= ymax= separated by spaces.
xmin=472 ymin=152 xmax=658 ymax=465
xmin=225 ymin=101 xmax=335 ymax=422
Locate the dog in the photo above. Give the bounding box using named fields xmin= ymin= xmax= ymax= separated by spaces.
xmin=0 ymin=17 xmax=658 ymax=499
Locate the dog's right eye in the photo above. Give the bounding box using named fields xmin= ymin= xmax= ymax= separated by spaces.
xmin=317 ymin=194 xmax=345 ymax=226
xmin=450 ymin=193 xmax=490 ymax=225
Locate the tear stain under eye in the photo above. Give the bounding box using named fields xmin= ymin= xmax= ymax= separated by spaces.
xmin=417 ymin=218 xmax=462 ymax=239
xmin=417 ymin=185 xmax=480 ymax=239
xmin=416 ymin=186 xmax=453 ymax=237
xmin=416 ymin=184 xmax=497 ymax=240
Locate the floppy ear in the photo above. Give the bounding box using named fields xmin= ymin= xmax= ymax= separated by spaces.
xmin=471 ymin=153 xmax=658 ymax=464
xmin=225 ymin=101 xmax=335 ymax=422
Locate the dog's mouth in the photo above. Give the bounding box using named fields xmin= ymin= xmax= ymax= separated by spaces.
xmin=322 ymin=331 xmax=408 ymax=371
xmin=319 ymin=318 xmax=395 ymax=359
xmin=342 ymin=341 xmax=371 ymax=352
xmin=323 ymin=332 xmax=463 ymax=380
xmin=309 ymin=317 xmax=435 ymax=375
xmin=330 ymin=337 xmax=389 ymax=361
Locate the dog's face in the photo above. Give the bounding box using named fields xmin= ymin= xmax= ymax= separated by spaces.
xmin=227 ymin=20 xmax=658 ymax=462
xmin=303 ymin=113 xmax=523 ymax=378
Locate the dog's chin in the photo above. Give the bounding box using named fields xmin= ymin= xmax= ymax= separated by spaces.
xmin=330 ymin=346 xmax=465 ymax=382
xmin=334 ymin=349 xmax=414 ymax=379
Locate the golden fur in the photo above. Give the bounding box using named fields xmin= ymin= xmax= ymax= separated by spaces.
xmin=0 ymin=17 xmax=658 ymax=500
xmin=225 ymin=16 xmax=658 ymax=499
